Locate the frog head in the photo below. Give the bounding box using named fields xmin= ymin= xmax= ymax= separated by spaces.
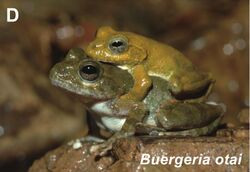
xmin=49 ymin=48 xmax=133 ymax=104
xmin=85 ymin=26 xmax=147 ymax=65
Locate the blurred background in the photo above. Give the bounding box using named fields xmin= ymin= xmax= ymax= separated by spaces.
xmin=0 ymin=0 xmax=248 ymax=171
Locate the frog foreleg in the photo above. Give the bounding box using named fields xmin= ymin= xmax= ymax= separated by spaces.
xmin=91 ymin=100 xmax=147 ymax=156
xmin=120 ymin=65 xmax=152 ymax=101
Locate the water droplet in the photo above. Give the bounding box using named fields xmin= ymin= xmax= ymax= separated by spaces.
xmin=191 ymin=38 xmax=206 ymax=50
xmin=73 ymin=139 xmax=82 ymax=149
xmin=235 ymin=38 xmax=246 ymax=50
xmin=223 ymin=43 xmax=234 ymax=55
xmin=56 ymin=25 xmax=74 ymax=40
xmin=77 ymin=159 xmax=83 ymax=164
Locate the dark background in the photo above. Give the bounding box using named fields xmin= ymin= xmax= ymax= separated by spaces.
xmin=0 ymin=0 xmax=248 ymax=171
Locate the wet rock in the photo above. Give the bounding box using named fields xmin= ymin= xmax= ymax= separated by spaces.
xmin=29 ymin=141 xmax=114 ymax=172
xmin=216 ymin=128 xmax=249 ymax=138
xmin=29 ymin=128 xmax=249 ymax=172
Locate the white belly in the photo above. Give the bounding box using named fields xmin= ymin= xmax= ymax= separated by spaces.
xmin=91 ymin=101 xmax=126 ymax=132
xmin=101 ymin=116 xmax=126 ymax=132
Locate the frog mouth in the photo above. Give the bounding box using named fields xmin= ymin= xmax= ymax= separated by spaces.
xmin=50 ymin=76 xmax=116 ymax=101
xmin=50 ymin=78 xmax=88 ymax=96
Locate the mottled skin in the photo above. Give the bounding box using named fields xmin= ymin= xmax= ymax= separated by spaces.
xmin=86 ymin=26 xmax=214 ymax=102
xmin=50 ymin=48 xmax=223 ymax=156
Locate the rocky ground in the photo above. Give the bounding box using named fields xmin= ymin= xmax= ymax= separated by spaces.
xmin=29 ymin=128 xmax=249 ymax=172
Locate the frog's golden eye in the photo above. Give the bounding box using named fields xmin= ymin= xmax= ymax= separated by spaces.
xmin=79 ymin=62 xmax=102 ymax=82
xmin=108 ymin=37 xmax=128 ymax=54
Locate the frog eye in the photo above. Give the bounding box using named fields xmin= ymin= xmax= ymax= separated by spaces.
xmin=79 ymin=62 xmax=102 ymax=81
xmin=108 ymin=37 xmax=128 ymax=54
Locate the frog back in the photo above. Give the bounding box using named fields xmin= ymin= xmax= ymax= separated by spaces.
xmin=144 ymin=42 xmax=214 ymax=102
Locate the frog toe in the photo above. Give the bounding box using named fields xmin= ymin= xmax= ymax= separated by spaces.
xmin=90 ymin=142 xmax=112 ymax=157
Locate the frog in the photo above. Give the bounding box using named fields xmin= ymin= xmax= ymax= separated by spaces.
xmin=49 ymin=48 xmax=224 ymax=156
xmin=85 ymin=26 xmax=214 ymax=102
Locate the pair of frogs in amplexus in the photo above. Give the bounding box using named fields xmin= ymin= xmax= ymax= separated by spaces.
xmin=50 ymin=26 xmax=224 ymax=156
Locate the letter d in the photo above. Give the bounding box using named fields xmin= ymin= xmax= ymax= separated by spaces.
xmin=7 ymin=8 xmax=19 ymax=22
xmin=140 ymin=153 xmax=150 ymax=165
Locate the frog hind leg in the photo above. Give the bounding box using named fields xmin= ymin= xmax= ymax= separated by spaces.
xmin=156 ymin=102 xmax=223 ymax=136
xmin=156 ymin=115 xmax=222 ymax=137
xmin=172 ymin=73 xmax=215 ymax=103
